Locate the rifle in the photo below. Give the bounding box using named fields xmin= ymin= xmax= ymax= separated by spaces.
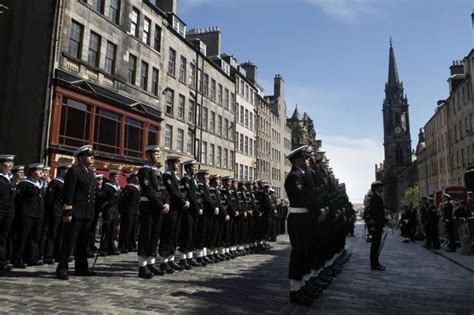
xmin=378 ymin=231 xmax=388 ymax=256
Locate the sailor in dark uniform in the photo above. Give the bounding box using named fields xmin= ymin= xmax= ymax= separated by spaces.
xmin=118 ymin=172 xmax=140 ymax=254
xmin=366 ymin=181 xmax=386 ymax=271
xmin=12 ymin=163 xmax=46 ymax=268
xmin=11 ymin=165 xmax=25 ymax=187
xmin=245 ymin=181 xmax=260 ymax=251
xmin=56 ymin=145 xmax=97 ymax=280
xmin=99 ymin=169 xmax=121 ymax=256
xmin=196 ymin=170 xmax=218 ymax=264
xmin=43 ymin=162 xmax=71 ymax=264
xmin=443 ymin=193 xmax=456 ymax=252
xmin=87 ymin=173 xmax=103 ymax=257
xmin=136 ymin=145 xmax=169 ymax=279
xmin=237 ymin=182 xmax=251 ymax=254
xmin=179 ymin=159 xmax=202 ymax=268
xmin=209 ymin=175 xmax=228 ymax=261
xmin=0 ymin=155 xmax=15 ymax=272
xmin=284 ymin=146 xmax=321 ymax=306
xmin=220 ymin=176 xmax=239 ymax=258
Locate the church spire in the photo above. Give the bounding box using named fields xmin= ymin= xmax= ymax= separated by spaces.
xmin=291 ymin=104 xmax=302 ymax=120
xmin=388 ymin=38 xmax=400 ymax=85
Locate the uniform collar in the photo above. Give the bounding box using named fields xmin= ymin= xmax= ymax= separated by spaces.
xmin=0 ymin=172 xmax=11 ymax=182
xmin=127 ymin=183 xmax=140 ymax=191
xmin=21 ymin=176 xmax=44 ymax=189
xmin=54 ymin=177 xmax=64 ymax=184
xmin=143 ymin=163 xmax=158 ymax=171
xmin=105 ymin=182 xmax=120 ymax=191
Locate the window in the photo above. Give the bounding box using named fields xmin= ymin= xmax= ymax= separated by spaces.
xmin=209 ymin=144 xmax=215 ymax=166
xmin=168 ymin=48 xmax=176 ymax=76
xmin=59 ymin=98 xmax=91 ymax=147
xmin=108 ymin=0 xmax=120 ymax=24
xmin=148 ymin=125 xmax=158 ymax=145
xmin=230 ymin=93 xmax=235 ymax=112
xmin=202 ymin=107 xmax=208 ymax=130
xmin=217 ymin=115 xmax=222 ymax=137
xmin=124 ymin=118 xmax=143 ymax=158
xmin=188 ymin=100 xmax=195 ymax=124
xmin=179 ymin=56 xmax=187 ymax=83
xmin=201 ymin=141 xmax=207 ymax=164
xmin=240 ymin=105 xmax=244 ymax=124
xmin=240 ymin=134 xmax=244 ymax=152
xmin=240 ymin=80 xmax=244 ymax=96
xmin=210 ymin=111 xmax=216 ymax=133
xmin=154 ymin=25 xmax=162 ymax=51
xmin=249 ymin=112 xmax=253 ymax=131
xmin=203 ymin=73 xmax=209 ymax=96
xmin=151 ymin=67 xmax=159 ymax=96
xmin=165 ymin=89 xmax=174 ymax=116
xmin=217 ymin=146 xmax=222 ymax=167
xmin=87 ymin=32 xmax=101 ymax=67
xmin=245 ymin=166 xmax=248 ymax=181
xmin=210 ymin=79 xmax=216 ymax=101
xmin=224 ymin=118 xmax=229 ymax=139
xmin=187 ymin=130 xmax=194 ymax=155
xmin=143 ymin=17 xmax=151 ymax=45
xmin=164 ymin=125 xmax=173 ymax=149
xmin=218 ymin=84 xmax=223 ymax=105
xmin=189 ymin=63 xmax=196 ymax=89
xmin=128 ymin=54 xmax=137 ymax=84
xmin=230 ymin=150 xmax=234 ymax=168
xmin=68 ymin=21 xmax=83 ymax=59
xmin=239 ymin=164 xmax=243 ymax=180
xmin=245 ymin=85 xmax=249 ymax=101
xmin=223 ymin=149 xmax=228 ymax=168
xmin=140 ymin=61 xmax=148 ymax=90
xmin=104 ymin=41 xmax=116 ymax=75
xmin=130 ymin=7 xmax=139 ymax=37
xmin=245 ymin=109 xmax=249 ymax=128
xmin=245 ymin=136 xmax=248 ymax=154
xmin=224 ymin=88 xmax=229 ymax=109
xmin=249 ymin=138 xmax=253 ymax=156
xmin=177 ymin=94 xmax=185 ymax=120
xmin=94 ymin=108 xmax=121 ymax=154
xmin=91 ymin=0 xmax=104 ymax=13
xmin=177 ymin=128 xmax=184 ymax=152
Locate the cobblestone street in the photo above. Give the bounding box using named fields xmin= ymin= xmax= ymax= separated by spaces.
xmin=0 ymin=223 xmax=473 ymax=314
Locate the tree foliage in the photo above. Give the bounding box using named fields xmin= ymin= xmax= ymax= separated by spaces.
xmin=402 ymin=185 xmax=420 ymax=208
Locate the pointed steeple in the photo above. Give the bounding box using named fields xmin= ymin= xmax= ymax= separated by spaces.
xmin=388 ymin=38 xmax=400 ymax=85
xmin=291 ymin=105 xmax=302 ymax=120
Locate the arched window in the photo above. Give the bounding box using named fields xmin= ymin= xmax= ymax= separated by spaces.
xmin=396 ymin=145 xmax=403 ymax=163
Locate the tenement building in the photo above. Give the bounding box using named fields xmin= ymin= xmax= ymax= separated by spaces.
xmin=416 ymin=51 xmax=474 ymax=195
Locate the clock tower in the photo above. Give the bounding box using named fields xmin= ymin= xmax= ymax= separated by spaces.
xmin=382 ymin=40 xmax=413 ymax=212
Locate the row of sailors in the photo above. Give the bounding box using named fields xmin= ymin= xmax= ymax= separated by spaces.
xmin=0 ymin=147 xmax=287 ymax=280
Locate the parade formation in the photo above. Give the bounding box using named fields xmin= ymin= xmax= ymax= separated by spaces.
xmin=0 ymin=142 xmax=355 ymax=306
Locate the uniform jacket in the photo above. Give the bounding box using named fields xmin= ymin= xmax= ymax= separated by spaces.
xmin=366 ymin=191 xmax=385 ymax=229
xmin=44 ymin=177 xmax=65 ymax=217
xmin=210 ymin=185 xmax=228 ymax=219
xmin=15 ymin=177 xmax=45 ymax=218
xmin=63 ymin=164 xmax=97 ymax=220
xmin=198 ymin=181 xmax=217 ymax=217
xmin=221 ymin=188 xmax=237 ymax=217
xmin=119 ymin=184 xmax=140 ymax=215
xmin=284 ymin=167 xmax=320 ymax=215
xmin=137 ymin=165 xmax=167 ymax=213
xmin=101 ymin=182 xmax=121 ymax=218
xmin=163 ymin=170 xmax=187 ymax=212
xmin=181 ymin=174 xmax=202 ymax=215
xmin=0 ymin=173 xmax=15 ymax=214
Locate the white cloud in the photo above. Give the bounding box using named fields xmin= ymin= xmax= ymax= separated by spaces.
xmin=305 ymin=0 xmax=384 ymax=23
xmin=319 ymin=134 xmax=383 ymax=203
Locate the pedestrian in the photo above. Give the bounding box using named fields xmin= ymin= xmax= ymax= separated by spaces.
xmin=0 ymin=155 xmax=16 ymax=272
xmin=366 ymin=181 xmax=386 ymax=271
xmin=196 ymin=169 xmax=217 ymax=264
xmin=118 ymin=172 xmax=140 ymax=254
xmin=12 ymin=163 xmax=46 ymax=268
xmin=442 ymin=193 xmax=456 ymax=252
xmin=56 ymin=145 xmax=97 ymax=280
xmin=136 ymin=145 xmax=169 ymax=279
xmin=43 ymin=162 xmax=71 ymax=264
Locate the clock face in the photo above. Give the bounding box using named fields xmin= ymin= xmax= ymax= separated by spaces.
xmin=394 ymin=126 xmax=402 ymax=134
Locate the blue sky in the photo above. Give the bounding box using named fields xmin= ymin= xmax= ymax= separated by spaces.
xmin=179 ymin=0 xmax=473 ymax=203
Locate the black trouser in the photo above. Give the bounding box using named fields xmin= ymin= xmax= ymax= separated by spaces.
xmin=159 ymin=210 xmax=180 ymax=258
xmin=231 ymin=216 xmax=241 ymax=246
xmin=87 ymin=209 xmax=100 ymax=252
xmin=446 ymin=223 xmax=456 ymax=250
xmin=179 ymin=212 xmax=194 ymax=253
xmin=119 ymin=213 xmax=138 ymax=251
xmin=219 ymin=218 xmax=232 ymax=248
xmin=239 ymin=218 xmax=248 ymax=245
xmin=0 ymin=210 xmax=14 ymax=264
xmin=137 ymin=208 xmax=162 ymax=258
xmin=101 ymin=209 xmax=119 ymax=253
xmin=57 ymin=218 xmax=92 ymax=273
xmin=44 ymin=216 xmax=63 ymax=261
xmin=287 ymin=213 xmax=313 ymax=281
xmin=193 ymin=214 xmax=208 ymax=250
xmin=12 ymin=216 xmax=41 ymax=264
xmin=370 ymin=228 xmax=383 ymax=267
xmin=310 ymin=221 xmax=324 ymax=270
xmin=206 ymin=215 xmax=220 ymax=250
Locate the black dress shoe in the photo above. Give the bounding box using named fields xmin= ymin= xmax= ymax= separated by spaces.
xmin=121 ymin=249 xmax=129 ymax=254
xmin=310 ymin=277 xmax=329 ymax=289
xmin=108 ymin=250 xmax=120 ymax=256
xmin=86 ymin=251 xmax=95 ymax=258
xmin=43 ymin=258 xmax=55 ymax=265
xmin=289 ymin=290 xmax=313 ymax=306
xmin=99 ymin=251 xmax=108 ymax=257
xmin=14 ymin=260 xmax=27 ymax=269
xmin=196 ymin=258 xmax=207 ymax=267
xmin=147 ymin=264 xmax=165 ymax=276
xmin=179 ymin=260 xmax=192 ymax=270
xmin=371 ymin=265 xmax=386 ymax=271
xmin=223 ymin=253 xmax=231 ymax=260
xmin=169 ymin=261 xmax=184 ymax=271
xmin=75 ymin=269 xmax=96 ymax=276
xmin=187 ymin=258 xmax=199 ymax=267
xmin=204 ymin=256 xmax=214 ymax=264
xmin=56 ymin=269 xmax=69 ymax=280
xmin=303 ymin=284 xmax=320 ymax=299
xmin=160 ymin=262 xmax=174 ymax=274
xmin=318 ymin=272 xmax=332 ymax=283
xmin=138 ymin=266 xmax=153 ymax=279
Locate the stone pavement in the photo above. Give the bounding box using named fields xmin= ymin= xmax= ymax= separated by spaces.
xmin=0 ymin=222 xmax=473 ymax=314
